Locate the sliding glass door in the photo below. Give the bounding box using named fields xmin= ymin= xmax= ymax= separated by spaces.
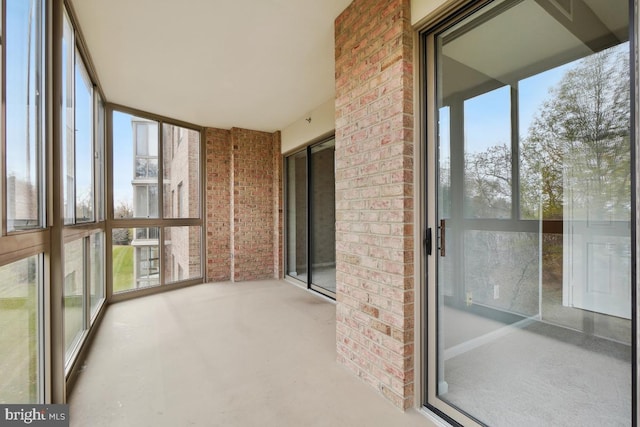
xmin=286 ymin=138 xmax=336 ymax=297
xmin=425 ymin=0 xmax=633 ymax=425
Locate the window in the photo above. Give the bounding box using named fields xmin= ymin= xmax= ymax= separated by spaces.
xmin=111 ymin=109 xmax=202 ymax=294
xmin=1 ymin=0 xmax=46 ymax=405
xmin=64 ymin=239 xmax=85 ymax=363
xmin=6 ymin=0 xmax=45 ymax=231
xmin=63 ymin=231 xmax=105 ymax=365
xmin=164 ymin=226 xmax=201 ymax=284
xmin=95 ymin=94 xmax=106 ymax=222
xmin=75 ymin=51 xmax=94 ymax=222
xmin=135 ymin=243 xmax=159 ymax=288
xmin=62 ymin=12 xmax=75 ymax=225
xmin=112 ymin=112 xmax=160 ymax=219
xmin=89 ymin=232 xmax=104 ymax=319
xmin=0 ymin=255 xmax=42 ymax=403
xmin=61 ymin=12 xmax=99 ymax=225
xmin=133 ymin=184 xmax=158 ymax=218
xmin=134 ymin=121 xmax=158 ymax=179
xmin=59 ymin=7 xmax=105 ymax=372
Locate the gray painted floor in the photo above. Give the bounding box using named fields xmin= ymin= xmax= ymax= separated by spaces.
xmin=68 ymin=280 xmax=435 ymax=427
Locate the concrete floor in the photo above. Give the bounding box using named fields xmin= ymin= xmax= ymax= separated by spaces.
xmin=68 ymin=279 xmax=436 ymax=427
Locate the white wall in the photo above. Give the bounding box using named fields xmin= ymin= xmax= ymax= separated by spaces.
xmin=281 ymin=98 xmax=335 ymax=154
xmin=279 ymin=1 xmax=457 ymax=154
xmin=411 ymin=0 xmax=451 ymax=25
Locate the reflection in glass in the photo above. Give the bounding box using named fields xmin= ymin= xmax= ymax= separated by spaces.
xmin=433 ymin=0 xmax=631 ymax=425
xmin=163 ymin=124 xmax=200 ymax=218
xmin=6 ymin=0 xmax=45 ymax=231
xmin=310 ymin=140 xmax=336 ymax=294
xmin=164 ymin=226 xmax=202 ymax=283
xmin=64 ymin=239 xmax=85 ymax=363
xmin=438 ymin=106 xmax=451 ymax=220
xmin=286 ymin=150 xmax=308 ymax=281
xmin=463 ymin=87 xmax=511 ymax=219
xmin=0 ymin=256 xmax=40 ymax=403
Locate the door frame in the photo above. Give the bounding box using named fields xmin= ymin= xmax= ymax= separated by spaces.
xmin=417 ymin=0 xmax=638 ymax=425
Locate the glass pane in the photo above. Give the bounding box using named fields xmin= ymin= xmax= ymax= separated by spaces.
xmin=286 ymin=150 xmax=308 ymax=281
xmin=6 ymin=0 xmax=45 ymax=231
xmin=163 ymin=226 xmax=202 ymax=283
xmin=62 ymin=12 xmax=75 ymax=224
xmin=112 ymin=112 xmax=159 ymax=219
xmin=310 ymin=139 xmax=336 ymax=294
xmin=89 ymin=232 xmax=104 ymax=319
xmin=113 ymin=227 xmax=159 ymax=293
xmin=438 ymin=106 xmax=451 ymax=219
xmin=433 ymin=0 xmax=631 ymax=425
xmin=0 ymin=256 xmax=41 ymax=403
xmin=75 ymin=54 xmax=94 ymax=222
xmin=64 ymin=239 xmax=85 ymax=363
xmin=463 ymin=87 xmax=512 ymax=218
xmin=163 ymin=124 xmax=200 ymax=218
xmin=96 ymin=95 xmax=105 ymax=221
xmin=112 ymin=228 xmax=133 ymax=293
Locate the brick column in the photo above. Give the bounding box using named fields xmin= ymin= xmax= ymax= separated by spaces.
xmin=334 ymin=0 xmax=415 ymax=409
xmin=206 ymin=128 xmax=232 ymax=281
xmin=231 ymin=127 xmax=280 ymax=281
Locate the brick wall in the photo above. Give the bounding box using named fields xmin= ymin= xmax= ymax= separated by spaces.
xmin=205 ymin=128 xmax=232 ymax=281
xmin=334 ymin=0 xmax=415 ymax=409
xmin=163 ymin=126 xmax=202 ymax=281
xmin=231 ymin=127 xmax=279 ymax=281
xmin=205 ymin=127 xmax=282 ymax=282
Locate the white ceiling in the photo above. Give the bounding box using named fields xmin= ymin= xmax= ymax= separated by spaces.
xmin=69 ymin=0 xmax=353 ymax=132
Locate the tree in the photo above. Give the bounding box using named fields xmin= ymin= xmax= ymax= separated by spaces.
xmin=464 ymin=144 xmax=512 ymax=218
xmin=114 ymin=201 xmax=133 ymax=219
xmin=112 ymin=201 xmax=133 ymax=245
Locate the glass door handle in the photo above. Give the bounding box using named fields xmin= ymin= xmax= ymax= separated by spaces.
xmin=439 ymin=219 xmax=446 ymax=257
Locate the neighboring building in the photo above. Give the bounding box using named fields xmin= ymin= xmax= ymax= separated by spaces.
xmin=130 ymin=119 xmax=201 ymax=288
xmin=130 ymin=118 xmax=160 ymax=288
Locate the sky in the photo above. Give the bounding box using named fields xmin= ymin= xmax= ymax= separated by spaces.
xmin=6 ymin=0 xmax=38 ymax=183
xmin=112 ymin=111 xmax=138 ymax=208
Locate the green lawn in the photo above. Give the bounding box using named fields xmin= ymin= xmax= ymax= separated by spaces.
xmin=112 ymin=245 xmax=134 ymax=293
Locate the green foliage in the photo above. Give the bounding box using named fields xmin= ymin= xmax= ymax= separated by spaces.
xmin=112 ymin=245 xmax=134 ymax=292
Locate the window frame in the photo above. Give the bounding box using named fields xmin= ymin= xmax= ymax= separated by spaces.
xmin=107 ymin=104 xmax=205 ymax=302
